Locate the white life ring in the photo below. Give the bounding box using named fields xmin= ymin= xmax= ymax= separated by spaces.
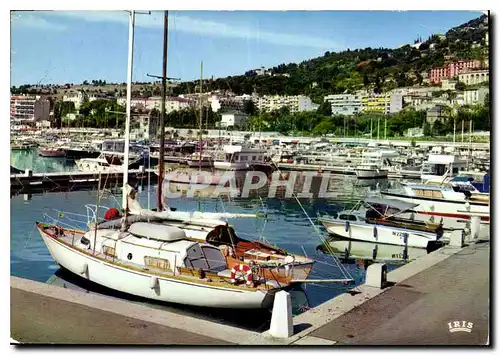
xmin=230 ymin=264 xmax=253 ymax=286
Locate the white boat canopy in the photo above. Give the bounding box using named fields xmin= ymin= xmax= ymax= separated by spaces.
xmin=363 ymin=197 xmax=419 ymax=212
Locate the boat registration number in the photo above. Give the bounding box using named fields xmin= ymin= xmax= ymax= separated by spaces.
xmin=392 ymin=231 xmax=404 ymax=237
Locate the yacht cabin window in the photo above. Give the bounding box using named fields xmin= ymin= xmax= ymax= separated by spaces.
xmin=339 ymin=214 xmax=357 ymax=221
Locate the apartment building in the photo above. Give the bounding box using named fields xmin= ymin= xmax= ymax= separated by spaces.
xmin=361 ymin=93 xmax=391 ymax=114
xmin=429 ymin=60 xmax=482 ymax=84
xmin=257 ymin=95 xmax=319 ymax=114
xmin=463 ymin=87 xmax=489 ymax=105
xmin=426 ymin=106 xmax=447 ymax=125
xmin=219 ymin=111 xmax=249 ymax=128
xmin=324 ymin=91 xmax=403 ymax=116
xmin=441 ymin=80 xmax=457 ymax=91
xmin=324 ymin=93 xmax=362 ymax=115
xmin=63 ymin=91 xmax=109 ymax=109
xmin=209 ymin=94 xmax=245 ymax=113
xmin=116 ymin=96 xmax=192 ymax=113
xmin=458 ymin=69 xmax=489 ymax=86
xmin=10 ymin=95 xmax=50 ymax=122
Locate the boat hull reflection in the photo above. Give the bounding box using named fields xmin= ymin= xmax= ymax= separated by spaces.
xmin=320 ymin=237 xmax=442 ymax=264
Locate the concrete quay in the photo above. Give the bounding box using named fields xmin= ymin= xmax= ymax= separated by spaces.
xmin=11 ymin=236 xmax=489 ymax=345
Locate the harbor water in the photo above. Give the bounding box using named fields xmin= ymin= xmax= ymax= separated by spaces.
xmin=10 ymin=173 xmax=435 ymax=331
xmin=11 ymin=148 xmax=76 ymax=173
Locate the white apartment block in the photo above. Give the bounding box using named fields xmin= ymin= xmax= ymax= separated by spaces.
xmin=389 ymin=93 xmax=404 ymax=113
xmin=117 ymin=96 xmax=192 ymax=113
xmin=63 ymin=91 xmax=104 ymax=109
xmin=324 ymin=93 xmax=362 ymax=115
xmin=209 ymin=94 xmax=245 ymax=113
xmin=219 ymin=112 xmax=249 ymax=128
xmin=463 ymin=88 xmax=489 ymax=105
xmin=10 ymin=95 xmax=50 ymax=122
xmin=458 ymin=70 xmax=489 ymax=86
xmin=324 ymin=91 xmax=403 ymax=116
xmin=441 ymin=80 xmax=457 ymax=91
xmin=257 ymin=95 xmax=319 ymax=114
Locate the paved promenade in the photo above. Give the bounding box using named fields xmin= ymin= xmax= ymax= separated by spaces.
xmin=303 ymin=242 xmax=490 ymax=345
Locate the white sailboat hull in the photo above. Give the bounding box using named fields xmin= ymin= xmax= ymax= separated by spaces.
xmin=320 ymin=219 xmax=439 ymax=249
xmin=40 ymin=232 xmax=273 ymax=309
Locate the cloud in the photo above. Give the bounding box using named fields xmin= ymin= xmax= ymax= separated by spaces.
xmin=11 ymin=12 xmax=67 ymax=31
xmin=43 ymin=10 xmax=344 ymax=50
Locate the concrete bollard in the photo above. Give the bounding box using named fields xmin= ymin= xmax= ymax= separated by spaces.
xmin=470 ymin=216 xmax=480 ymax=240
xmin=365 ymin=263 xmax=387 ymax=289
xmin=24 ymin=169 xmax=32 ymax=177
xmin=449 ymin=230 xmax=465 ymax=247
xmin=269 ymin=290 xmax=293 ymax=338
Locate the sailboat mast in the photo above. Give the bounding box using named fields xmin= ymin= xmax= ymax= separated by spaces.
xmin=157 ymin=10 xmax=168 ymax=211
xmin=199 ymin=61 xmax=203 ymax=171
xmin=122 ymin=10 xmax=135 ymax=211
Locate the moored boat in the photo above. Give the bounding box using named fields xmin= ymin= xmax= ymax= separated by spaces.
xmin=380 ymin=184 xmax=489 ymax=223
xmin=318 ymin=198 xmax=462 ymax=249
xmin=38 ymin=147 xmax=66 ymax=157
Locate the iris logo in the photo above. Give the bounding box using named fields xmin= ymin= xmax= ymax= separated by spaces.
xmin=448 ymin=321 xmax=474 ymax=333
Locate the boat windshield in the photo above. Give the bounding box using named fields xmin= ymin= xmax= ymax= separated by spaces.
xmin=364 ymin=203 xmax=404 ymax=219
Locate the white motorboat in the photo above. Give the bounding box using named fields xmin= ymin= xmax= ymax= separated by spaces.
xmin=355 ymin=150 xmax=399 ymax=179
xmin=380 ymin=184 xmax=489 ymax=223
xmin=214 ymin=145 xmax=268 ymax=171
xmin=318 ymin=198 xmax=463 ymax=249
xmin=75 ymin=156 xmax=123 ymax=173
xmin=355 ymin=164 xmax=388 ymax=179
xmin=185 ymin=152 xmax=214 ymax=168
xmin=420 ymin=154 xmax=468 ymax=183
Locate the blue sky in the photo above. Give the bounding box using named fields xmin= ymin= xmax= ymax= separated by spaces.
xmin=10 ymin=10 xmax=484 ymax=86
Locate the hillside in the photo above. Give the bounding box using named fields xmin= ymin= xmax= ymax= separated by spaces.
xmin=171 ymin=14 xmax=489 ymax=102
xmin=11 ymin=14 xmax=488 ymax=104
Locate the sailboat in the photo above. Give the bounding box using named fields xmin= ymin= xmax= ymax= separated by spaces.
xmin=36 ymin=11 xmax=314 ymax=309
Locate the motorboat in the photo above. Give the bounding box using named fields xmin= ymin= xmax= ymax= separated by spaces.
xmin=318 ymin=198 xmax=463 ymax=248
xmin=185 ymin=152 xmax=214 ymax=168
xmin=420 ymin=154 xmax=468 ymax=183
xmin=380 ymin=183 xmax=489 ymax=223
xmin=38 ymin=147 xmax=66 ymax=158
xmin=214 ymin=145 xmax=269 ymax=171
xmin=355 ymin=150 xmax=399 ymax=179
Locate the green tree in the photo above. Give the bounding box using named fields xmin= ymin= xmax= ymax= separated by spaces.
xmin=242 ymin=100 xmax=257 ymax=116
xmin=316 ymin=101 xmax=332 ymax=117
xmin=312 ymin=118 xmax=334 ymax=136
